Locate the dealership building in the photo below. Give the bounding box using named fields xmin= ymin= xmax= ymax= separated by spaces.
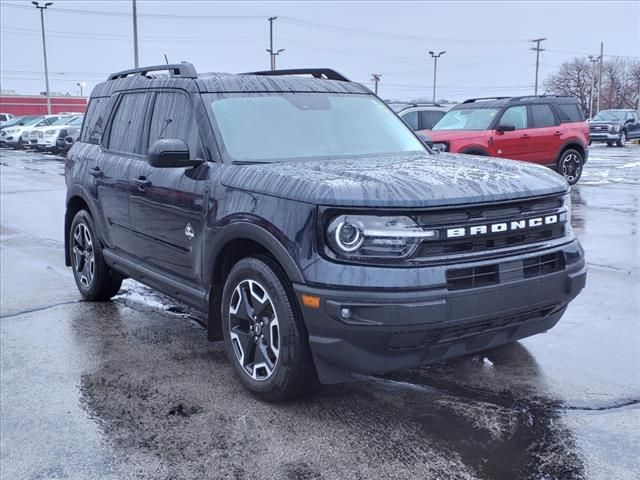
xmin=0 ymin=92 xmax=87 ymax=115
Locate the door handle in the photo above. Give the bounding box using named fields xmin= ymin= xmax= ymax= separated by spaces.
xmin=89 ymin=167 xmax=103 ymax=177
xmin=553 ymin=131 xmax=563 ymax=136
xmin=134 ymin=176 xmax=152 ymax=188
xmin=520 ymin=134 xmax=530 ymax=138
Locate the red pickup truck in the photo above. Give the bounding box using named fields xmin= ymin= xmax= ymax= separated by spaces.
xmin=422 ymin=96 xmax=589 ymax=185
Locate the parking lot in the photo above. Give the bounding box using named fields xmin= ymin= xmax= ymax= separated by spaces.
xmin=0 ymin=145 xmax=638 ymax=480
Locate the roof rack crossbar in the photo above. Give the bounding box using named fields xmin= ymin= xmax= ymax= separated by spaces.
xmin=462 ymin=97 xmax=510 ymax=104
xmin=107 ymin=62 xmax=197 ymax=81
xmin=242 ymin=68 xmax=350 ymax=82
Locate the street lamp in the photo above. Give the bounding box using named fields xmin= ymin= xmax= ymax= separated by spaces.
xmin=266 ymin=48 xmax=285 ymax=70
xmin=588 ymin=55 xmax=600 ymax=119
xmin=428 ymin=50 xmax=446 ymax=103
xmin=77 ymin=82 xmax=86 ymax=97
xmin=32 ymin=1 xmax=53 ymax=114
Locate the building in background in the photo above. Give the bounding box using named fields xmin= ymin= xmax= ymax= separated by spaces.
xmin=0 ymin=93 xmax=87 ymax=115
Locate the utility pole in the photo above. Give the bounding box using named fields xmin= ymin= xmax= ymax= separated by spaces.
xmin=530 ymin=38 xmax=546 ymax=95
xmin=32 ymin=2 xmax=53 ymax=115
xmin=132 ymin=0 xmax=139 ymax=67
xmin=267 ymin=16 xmax=277 ymax=70
xmin=597 ymin=42 xmax=604 ymax=113
xmin=371 ymin=74 xmax=381 ymax=95
xmin=588 ymin=55 xmax=600 ymax=119
xmin=428 ymin=51 xmax=446 ymax=103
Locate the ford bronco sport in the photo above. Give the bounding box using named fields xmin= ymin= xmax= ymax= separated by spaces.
xmin=65 ymin=63 xmax=586 ymax=401
xmin=423 ymin=96 xmax=589 ymax=185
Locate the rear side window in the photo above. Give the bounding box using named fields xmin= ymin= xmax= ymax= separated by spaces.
xmin=148 ymin=92 xmax=202 ymax=159
xmin=555 ymin=103 xmax=584 ymax=123
xmin=401 ymin=111 xmax=419 ymax=130
xmin=419 ymin=110 xmax=444 ymax=130
xmin=107 ymin=93 xmax=151 ymax=155
xmin=530 ymin=104 xmax=558 ymax=128
xmin=81 ymin=97 xmax=108 ymax=144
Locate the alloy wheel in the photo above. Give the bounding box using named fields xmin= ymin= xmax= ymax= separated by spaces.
xmin=228 ymin=279 xmax=280 ymax=381
xmin=72 ymin=222 xmax=95 ymax=288
xmin=620 ymin=132 xmax=627 ymax=146
xmin=561 ymin=152 xmax=582 ymax=184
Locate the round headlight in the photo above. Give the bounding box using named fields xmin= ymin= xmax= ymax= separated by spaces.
xmin=334 ymin=221 xmax=364 ymax=252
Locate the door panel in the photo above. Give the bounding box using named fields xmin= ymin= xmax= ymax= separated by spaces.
xmin=492 ymin=105 xmax=531 ymax=160
xmin=127 ymin=91 xmax=209 ymax=283
xmin=527 ymin=104 xmax=563 ymax=164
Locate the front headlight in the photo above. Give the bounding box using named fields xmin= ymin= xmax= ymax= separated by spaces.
xmin=45 ymin=129 xmax=56 ymax=135
xmin=326 ymin=215 xmax=439 ymax=259
xmin=611 ymin=124 xmax=620 ymax=132
xmin=4 ymin=128 xmax=18 ymax=134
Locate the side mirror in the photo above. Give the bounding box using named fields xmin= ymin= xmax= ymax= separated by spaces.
xmin=416 ymin=131 xmax=433 ymax=148
xmin=496 ymin=123 xmax=516 ymax=132
xmin=147 ymin=139 xmax=202 ymax=168
xmin=627 ymin=118 xmax=635 ymax=124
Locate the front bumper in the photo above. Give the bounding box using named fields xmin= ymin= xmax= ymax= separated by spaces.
xmin=590 ymin=132 xmax=621 ymax=141
xmin=294 ymin=240 xmax=586 ymax=383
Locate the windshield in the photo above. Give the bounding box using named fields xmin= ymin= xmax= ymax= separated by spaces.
xmin=592 ymin=111 xmax=626 ymax=121
xmin=50 ymin=116 xmax=72 ymax=126
xmin=432 ymin=108 xmax=500 ymax=131
xmin=206 ymin=93 xmax=425 ymax=162
xmin=20 ymin=116 xmax=45 ymax=127
xmin=67 ymin=116 xmax=84 ymax=125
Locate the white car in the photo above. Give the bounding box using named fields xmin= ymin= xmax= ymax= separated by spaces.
xmin=21 ymin=115 xmax=72 ymax=148
xmin=1 ymin=115 xmax=48 ymax=149
xmin=0 ymin=113 xmax=15 ymax=127
xmin=33 ymin=115 xmax=84 ymax=151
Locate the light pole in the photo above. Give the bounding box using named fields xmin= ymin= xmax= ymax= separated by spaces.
xmin=266 ymin=48 xmax=284 ymax=70
xmin=132 ymin=0 xmax=139 ymax=67
xmin=76 ymin=82 xmax=86 ymax=97
xmin=267 ymin=16 xmax=278 ymax=70
xmin=32 ymin=1 xmax=53 ymax=115
xmin=588 ymin=55 xmax=600 ymax=118
xmin=428 ymin=50 xmax=446 ymax=103
xmin=371 ymin=74 xmax=381 ymax=95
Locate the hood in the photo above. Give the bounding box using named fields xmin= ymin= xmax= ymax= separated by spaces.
xmin=588 ymin=120 xmax=622 ymax=127
xmin=220 ymin=152 xmax=567 ymax=208
xmin=421 ymin=129 xmax=490 ymax=142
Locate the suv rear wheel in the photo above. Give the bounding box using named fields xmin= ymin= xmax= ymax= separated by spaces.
xmin=221 ymin=256 xmax=314 ymax=401
xmin=70 ymin=210 xmax=122 ymax=300
xmin=557 ymin=148 xmax=584 ymax=185
xmin=616 ymin=130 xmax=627 ymax=147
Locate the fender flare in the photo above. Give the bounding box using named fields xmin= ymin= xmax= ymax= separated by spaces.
xmin=64 ymin=185 xmax=100 ymax=266
xmin=555 ymin=139 xmax=588 ymax=165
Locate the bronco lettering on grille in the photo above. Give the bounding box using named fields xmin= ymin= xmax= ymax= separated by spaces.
xmin=446 ymin=214 xmax=559 ymax=239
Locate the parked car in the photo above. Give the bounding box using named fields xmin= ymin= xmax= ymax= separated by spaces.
xmin=0 ymin=113 xmax=15 ymax=126
xmin=423 ymin=96 xmax=589 ymax=185
xmin=388 ymin=102 xmax=449 ymax=131
xmin=0 ymin=115 xmax=49 ymax=149
xmin=57 ymin=122 xmax=82 ymax=154
xmin=33 ymin=115 xmax=83 ymax=152
xmin=587 ymin=109 xmax=640 ymax=147
xmin=22 ymin=115 xmax=73 ymax=149
xmin=65 ymin=63 xmax=585 ymax=401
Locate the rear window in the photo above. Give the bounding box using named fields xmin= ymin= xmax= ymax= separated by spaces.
xmin=555 ymin=103 xmax=584 ymax=123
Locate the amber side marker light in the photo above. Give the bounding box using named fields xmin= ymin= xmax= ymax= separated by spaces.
xmin=301 ymin=294 xmax=321 ymax=309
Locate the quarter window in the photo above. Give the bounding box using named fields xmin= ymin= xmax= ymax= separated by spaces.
xmin=530 ymin=104 xmax=557 ymax=128
xmin=401 ymin=111 xmax=419 ymax=130
xmin=107 ymin=93 xmax=151 ymax=154
xmin=148 ymin=92 xmax=202 ymax=159
xmin=556 ymin=103 xmax=583 ymax=123
xmin=81 ymin=97 xmax=107 ymax=144
xmin=499 ymin=106 xmax=528 ymax=130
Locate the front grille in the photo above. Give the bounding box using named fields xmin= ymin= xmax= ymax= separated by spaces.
xmin=414 ymin=194 xmax=567 ymax=259
xmin=446 ymin=252 xmax=565 ymax=291
xmin=589 ymin=125 xmax=610 ymax=132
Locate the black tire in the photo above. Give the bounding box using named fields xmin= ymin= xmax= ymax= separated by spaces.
xmin=69 ymin=209 xmax=122 ymax=301
xmin=221 ymin=256 xmax=315 ymax=402
xmin=606 ymin=141 xmax=613 ymax=147
xmin=556 ymin=148 xmax=584 ymax=185
xmin=616 ymin=130 xmax=627 ymax=147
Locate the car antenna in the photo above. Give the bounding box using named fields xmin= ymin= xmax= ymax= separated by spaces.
xmin=164 ymin=53 xmax=169 ymax=65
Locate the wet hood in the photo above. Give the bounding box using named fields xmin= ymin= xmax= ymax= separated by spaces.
xmin=221 ymin=152 xmax=568 ymax=208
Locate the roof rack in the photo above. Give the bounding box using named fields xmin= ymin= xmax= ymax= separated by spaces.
xmin=390 ymin=101 xmax=442 ymax=108
xmin=462 ymin=97 xmax=510 ymax=104
xmin=107 ymin=62 xmax=197 ymax=81
xmin=243 ymin=68 xmax=350 ymax=82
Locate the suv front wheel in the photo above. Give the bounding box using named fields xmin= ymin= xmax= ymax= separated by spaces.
xmin=616 ymin=130 xmax=627 ymax=147
xmin=557 ymin=149 xmax=584 ymax=185
xmin=221 ymin=256 xmax=314 ymax=401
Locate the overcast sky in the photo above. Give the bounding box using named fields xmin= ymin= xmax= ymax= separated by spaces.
xmin=1 ymin=0 xmax=638 ymax=101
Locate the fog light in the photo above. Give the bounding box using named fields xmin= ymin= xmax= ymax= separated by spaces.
xmin=340 ymin=308 xmax=352 ymax=320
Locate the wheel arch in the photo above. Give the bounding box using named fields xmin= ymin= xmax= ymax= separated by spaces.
xmin=64 ymin=188 xmax=94 ymax=267
xmin=556 ymin=140 xmax=587 ymax=165
xmin=205 ymin=222 xmax=305 ymax=341
xmin=460 ymin=147 xmax=490 ymax=156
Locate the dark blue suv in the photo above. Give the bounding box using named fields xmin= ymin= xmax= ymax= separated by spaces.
xmin=65 ymin=63 xmax=586 ymax=401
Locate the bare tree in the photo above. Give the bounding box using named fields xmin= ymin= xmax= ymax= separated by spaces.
xmin=545 ymin=57 xmax=640 ymax=115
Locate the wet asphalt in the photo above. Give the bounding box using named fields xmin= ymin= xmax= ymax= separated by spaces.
xmin=1 ymin=145 xmax=638 ymax=480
